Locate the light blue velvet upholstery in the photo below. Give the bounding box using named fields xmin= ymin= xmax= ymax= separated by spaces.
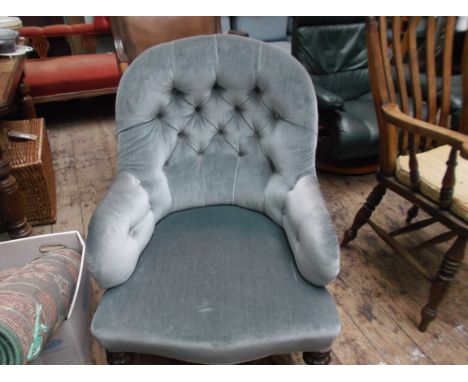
xmin=91 ymin=206 xmax=341 ymax=364
xmin=86 ymin=34 xmax=340 ymax=363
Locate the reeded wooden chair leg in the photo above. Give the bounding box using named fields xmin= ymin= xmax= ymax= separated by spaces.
xmin=418 ymin=236 xmax=467 ymax=332
xmin=341 ymin=183 xmax=387 ymax=247
xmin=406 ymin=205 xmax=419 ymax=224
xmin=106 ymin=351 xmax=135 ymax=365
xmin=303 ymin=351 xmax=331 ymax=365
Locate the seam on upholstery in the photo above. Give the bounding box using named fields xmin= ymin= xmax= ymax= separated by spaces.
xmin=164 ymin=135 xmax=181 ymax=166
xmin=257 ymin=94 xmax=312 ymax=132
xmin=129 ymin=208 xmax=153 ymax=234
xmin=294 ymin=170 xmax=316 ymax=186
xmin=231 ymin=157 xmax=241 ymax=204
xmin=214 ymin=34 xmax=219 ymax=67
xmin=218 ymin=92 xmax=235 ymax=107
xmin=170 ymin=41 xmax=175 ymax=82
xmin=200 ymin=105 xmax=220 ymax=133
xmin=217 ymin=114 xmax=242 ymax=154
xmin=179 ymin=93 xmax=196 ymax=108
xmin=117 ymin=116 xmax=159 ymax=134
xmin=238 ymin=109 xmax=255 ymax=132
xmin=256 ymin=40 xmax=262 ymax=76
xmin=201 ymin=158 xmax=206 ymax=207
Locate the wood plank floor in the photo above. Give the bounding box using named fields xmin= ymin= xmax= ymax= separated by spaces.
xmin=5 ymin=96 xmax=468 ymax=364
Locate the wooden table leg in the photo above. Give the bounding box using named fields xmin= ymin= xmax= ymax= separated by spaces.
xmin=0 ymin=150 xmax=32 ymax=239
xmin=17 ymin=74 xmax=37 ymax=119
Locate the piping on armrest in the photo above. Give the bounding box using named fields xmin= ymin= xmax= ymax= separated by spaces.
xmin=282 ymin=175 xmax=340 ymax=286
xmin=314 ymin=84 xmax=345 ymax=111
xmin=86 ymin=172 xmax=156 ymax=289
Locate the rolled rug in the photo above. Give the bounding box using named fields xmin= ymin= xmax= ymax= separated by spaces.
xmin=0 ymin=248 xmax=81 ymax=364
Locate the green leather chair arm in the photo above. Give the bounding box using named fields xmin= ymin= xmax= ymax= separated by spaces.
xmin=314 ymin=84 xmax=344 ymax=111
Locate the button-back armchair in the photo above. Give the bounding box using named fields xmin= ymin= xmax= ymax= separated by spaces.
xmin=342 ymin=17 xmax=468 ymax=332
xmin=86 ymin=35 xmax=340 ymax=364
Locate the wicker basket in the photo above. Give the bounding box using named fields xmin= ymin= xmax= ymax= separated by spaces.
xmin=0 ymin=118 xmax=56 ymax=225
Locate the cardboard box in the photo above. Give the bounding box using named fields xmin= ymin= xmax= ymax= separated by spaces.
xmin=0 ymin=231 xmax=91 ymax=364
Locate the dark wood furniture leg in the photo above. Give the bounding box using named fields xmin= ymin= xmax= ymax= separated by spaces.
xmin=418 ymin=236 xmax=467 ymax=332
xmin=0 ymin=150 xmax=32 ymax=238
xmin=303 ymin=351 xmax=331 ymax=365
xmin=341 ymin=183 xmax=387 ymax=247
xmin=17 ymin=74 xmax=37 ymax=119
xmin=106 ymin=351 xmax=135 ymax=365
xmin=406 ymin=205 xmax=419 ymax=224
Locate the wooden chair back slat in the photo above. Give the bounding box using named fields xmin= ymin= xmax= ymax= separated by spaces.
xmin=438 ymin=17 xmax=456 ymax=128
xmin=366 ymin=17 xmax=398 ymax=176
xmin=392 ymin=17 xmax=410 ymax=154
xmin=424 ymin=17 xmax=438 ymax=150
xmin=458 ymin=26 xmax=468 ymax=135
xmin=408 ymin=17 xmax=423 ymax=121
xmin=379 ymin=16 xmax=396 ymax=102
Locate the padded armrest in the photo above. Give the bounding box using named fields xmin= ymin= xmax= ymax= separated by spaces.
xmin=86 ymin=172 xmax=156 ymax=289
xmin=314 ymin=84 xmax=345 ymax=111
xmin=282 ymin=175 xmax=340 ymax=286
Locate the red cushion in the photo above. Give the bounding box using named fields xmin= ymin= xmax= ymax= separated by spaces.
xmin=42 ymin=25 xmax=73 ymax=36
xmin=93 ymin=17 xmax=111 ymax=34
xmin=70 ymin=23 xmax=96 ymax=35
xmin=19 ymin=26 xmax=45 ymax=37
xmin=20 ymin=17 xmax=111 ymax=37
xmin=24 ymin=53 xmax=120 ymax=98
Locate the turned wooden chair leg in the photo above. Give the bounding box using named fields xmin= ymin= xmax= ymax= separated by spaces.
xmin=406 ymin=205 xmax=419 ymax=224
xmin=303 ymin=351 xmax=331 ymax=365
xmin=418 ymin=236 xmax=467 ymax=332
xmin=341 ymin=183 xmax=387 ymax=247
xmin=106 ymin=351 xmax=135 ymax=365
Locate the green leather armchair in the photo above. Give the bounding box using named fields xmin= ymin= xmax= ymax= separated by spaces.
xmin=292 ymin=17 xmax=379 ymax=173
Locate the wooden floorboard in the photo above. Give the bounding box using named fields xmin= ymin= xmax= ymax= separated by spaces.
xmin=5 ymin=96 xmax=466 ymax=364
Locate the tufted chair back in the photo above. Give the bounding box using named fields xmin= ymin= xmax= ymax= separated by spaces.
xmin=115 ymin=34 xmax=318 ymax=226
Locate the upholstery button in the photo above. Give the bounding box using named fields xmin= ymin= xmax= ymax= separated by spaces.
xmin=172 ymin=88 xmax=180 ymax=95
xmin=272 ymin=111 xmax=280 ymax=120
xmin=234 ymin=105 xmax=242 ymax=113
xmin=253 ymin=86 xmax=261 ymax=94
xmin=178 ymin=130 xmax=185 ymax=137
xmin=195 ymin=105 xmax=202 ymax=112
xmin=254 ymin=130 xmax=261 ymax=139
xmin=212 ymin=82 xmax=221 ymax=91
xmin=156 ymin=112 xmax=163 ymax=119
xmin=198 ymin=149 xmax=205 ymax=155
xmin=218 ymin=128 xmax=224 ymax=135
xmin=238 ymin=150 xmax=245 ymax=157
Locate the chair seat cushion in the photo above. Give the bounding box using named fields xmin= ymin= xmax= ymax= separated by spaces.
xmin=91 ymin=205 xmax=340 ymax=364
xmin=396 ymin=145 xmax=468 ymax=222
xmin=24 ymin=53 xmax=120 ymax=98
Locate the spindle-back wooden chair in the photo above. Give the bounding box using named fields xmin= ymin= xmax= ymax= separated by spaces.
xmin=341 ymin=16 xmax=468 ymax=332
